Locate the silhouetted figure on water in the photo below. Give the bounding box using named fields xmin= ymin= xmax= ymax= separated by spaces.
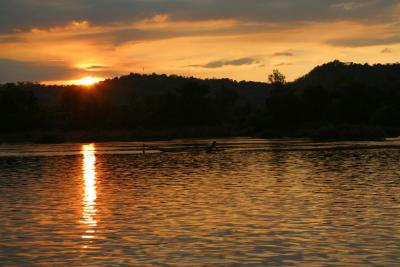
xmin=206 ymin=141 xmax=217 ymax=153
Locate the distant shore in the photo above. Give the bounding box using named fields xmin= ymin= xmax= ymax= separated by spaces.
xmin=0 ymin=125 xmax=398 ymax=144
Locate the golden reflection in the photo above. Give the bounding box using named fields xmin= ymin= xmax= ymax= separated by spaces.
xmin=81 ymin=144 xmax=97 ymax=239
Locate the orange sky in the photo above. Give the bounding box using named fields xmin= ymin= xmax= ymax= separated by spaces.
xmin=0 ymin=1 xmax=399 ymax=84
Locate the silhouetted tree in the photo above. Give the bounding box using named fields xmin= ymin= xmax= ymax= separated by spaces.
xmin=268 ymin=69 xmax=286 ymax=87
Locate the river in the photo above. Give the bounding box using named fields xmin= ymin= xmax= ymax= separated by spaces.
xmin=0 ymin=138 xmax=399 ymax=266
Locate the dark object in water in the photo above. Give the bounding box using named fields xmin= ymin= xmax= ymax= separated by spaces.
xmin=205 ymin=141 xmax=217 ymax=153
xmin=142 ymin=144 xmax=146 ymax=154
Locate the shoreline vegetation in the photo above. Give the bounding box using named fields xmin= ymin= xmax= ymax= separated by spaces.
xmin=0 ymin=125 xmax=396 ymax=144
xmin=1 ymin=60 xmax=400 ymax=144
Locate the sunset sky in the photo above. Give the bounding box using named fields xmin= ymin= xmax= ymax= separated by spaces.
xmin=0 ymin=0 xmax=399 ymax=84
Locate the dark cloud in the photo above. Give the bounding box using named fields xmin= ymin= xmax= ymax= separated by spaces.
xmin=0 ymin=36 xmax=21 ymax=43
xmin=0 ymin=0 xmax=398 ymax=33
xmin=328 ymin=34 xmax=400 ymax=47
xmin=381 ymin=48 xmax=393 ymax=53
xmin=0 ymin=59 xmax=81 ymax=82
xmin=72 ymin=28 xmax=183 ymax=45
xmin=0 ymin=59 xmax=122 ymax=82
xmin=85 ymin=65 xmax=109 ymax=71
xmin=71 ymin=22 xmax=280 ymax=45
xmin=274 ymin=62 xmax=293 ymax=67
xmin=191 ymin=57 xmax=259 ymax=69
xmin=273 ymin=51 xmax=294 ymax=57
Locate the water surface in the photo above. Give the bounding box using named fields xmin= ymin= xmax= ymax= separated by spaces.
xmin=0 ymin=138 xmax=400 ymax=266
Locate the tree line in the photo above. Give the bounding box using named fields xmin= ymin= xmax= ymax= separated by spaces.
xmin=0 ymin=61 xmax=399 ymax=142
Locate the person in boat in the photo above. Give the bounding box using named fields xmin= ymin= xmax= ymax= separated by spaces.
xmin=206 ymin=141 xmax=217 ymax=153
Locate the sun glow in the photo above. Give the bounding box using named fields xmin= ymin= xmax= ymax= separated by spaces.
xmin=76 ymin=76 xmax=102 ymax=86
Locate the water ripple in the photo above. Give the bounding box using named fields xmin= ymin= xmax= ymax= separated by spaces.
xmin=0 ymin=139 xmax=399 ymax=266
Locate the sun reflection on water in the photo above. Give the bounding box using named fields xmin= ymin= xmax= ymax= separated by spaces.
xmin=81 ymin=144 xmax=97 ymax=240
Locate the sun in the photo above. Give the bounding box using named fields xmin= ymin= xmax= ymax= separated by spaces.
xmin=76 ymin=76 xmax=102 ymax=86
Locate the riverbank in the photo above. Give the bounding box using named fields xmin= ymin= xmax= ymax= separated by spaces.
xmin=0 ymin=127 xmax=238 ymax=144
xmin=0 ymin=125 xmax=399 ymax=144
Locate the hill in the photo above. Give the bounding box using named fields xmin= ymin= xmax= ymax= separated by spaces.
xmin=23 ymin=73 xmax=269 ymax=107
xmin=294 ymin=60 xmax=400 ymax=90
xmin=0 ymin=60 xmax=399 ymax=142
xmin=96 ymin=73 xmax=270 ymax=106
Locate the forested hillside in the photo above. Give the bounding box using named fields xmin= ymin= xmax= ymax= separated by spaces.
xmin=1 ymin=60 xmax=399 ymax=142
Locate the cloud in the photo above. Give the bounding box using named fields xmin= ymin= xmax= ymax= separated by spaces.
xmin=0 ymin=36 xmax=21 ymax=43
xmin=84 ymin=65 xmax=109 ymax=71
xmin=0 ymin=59 xmax=86 ymax=83
xmin=190 ymin=57 xmax=259 ymax=69
xmin=273 ymin=51 xmax=294 ymax=57
xmin=274 ymin=62 xmax=293 ymax=67
xmin=0 ymin=0 xmax=398 ymax=33
xmin=0 ymin=59 xmax=123 ymax=83
xmin=381 ymin=48 xmax=393 ymax=53
xmin=331 ymin=1 xmax=376 ymax=12
xmin=328 ymin=34 xmax=400 ymax=47
xmin=43 ymin=18 xmax=266 ymax=46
